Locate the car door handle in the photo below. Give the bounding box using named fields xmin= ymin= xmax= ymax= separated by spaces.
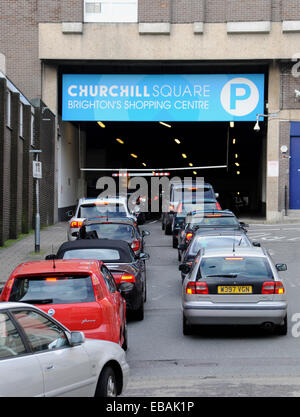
xmin=45 ymin=364 xmax=54 ymax=371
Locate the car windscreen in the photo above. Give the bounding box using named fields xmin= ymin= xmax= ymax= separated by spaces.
xmin=8 ymin=275 xmax=95 ymax=304
xmin=189 ymin=236 xmax=249 ymax=255
xmin=78 ymin=203 xmax=127 ymax=218
xmin=198 ymin=257 xmax=273 ymax=279
xmin=85 ymin=223 xmax=134 ymax=240
xmin=177 ymin=202 xmax=217 ymax=216
xmin=188 ymin=215 xmax=239 ymax=227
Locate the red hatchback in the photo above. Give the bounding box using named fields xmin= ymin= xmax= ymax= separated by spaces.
xmin=0 ymin=259 xmax=128 ymax=350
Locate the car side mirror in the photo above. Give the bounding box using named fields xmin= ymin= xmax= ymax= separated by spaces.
xmin=276 ymin=263 xmax=287 ymax=272
xmin=68 ymin=331 xmax=85 ymax=347
xmin=45 ymin=254 xmax=56 ymax=260
xmin=118 ymin=282 xmax=134 ymax=294
xmin=72 ymin=232 xmax=79 ymax=238
xmin=252 ymin=241 xmax=261 ymax=247
xmin=142 ymin=230 xmax=150 ymax=237
xmin=179 ymin=263 xmax=191 ymax=273
xmin=139 ymin=252 xmax=150 ymax=260
xmin=240 ymin=222 xmax=249 ymax=228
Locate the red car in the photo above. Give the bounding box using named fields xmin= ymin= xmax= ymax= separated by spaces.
xmin=0 ymin=259 xmax=128 ymax=350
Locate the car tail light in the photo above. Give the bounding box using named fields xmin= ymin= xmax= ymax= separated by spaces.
xmin=275 ymin=281 xmax=285 ymax=294
xmin=0 ymin=277 xmax=14 ymax=301
xmin=92 ymin=275 xmax=103 ymax=300
xmin=216 ymin=201 xmax=222 ymax=210
xmin=112 ymin=273 xmax=136 ymax=283
xmin=186 ymin=232 xmax=193 ymax=241
xmin=70 ymin=220 xmax=83 ymax=228
xmin=186 ymin=281 xmax=209 ymax=295
xmin=262 ymin=281 xmax=275 ymax=294
xmin=131 ymin=239 xmax=140 ymax=252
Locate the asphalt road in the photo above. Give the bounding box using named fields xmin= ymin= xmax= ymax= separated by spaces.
xmin=121 ymin=220 xmax=300 ymax=397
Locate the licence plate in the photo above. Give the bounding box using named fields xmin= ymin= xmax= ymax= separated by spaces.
xmin=218 ymin=286 xmax=252 ymax=294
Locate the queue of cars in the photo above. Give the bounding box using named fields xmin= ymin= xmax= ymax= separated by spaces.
xmin=0 ymin=193 xmax=150 ymax=397
xmin=161 ymin=181 xmax=288 ymax=337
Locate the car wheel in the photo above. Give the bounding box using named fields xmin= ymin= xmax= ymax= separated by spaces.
xmin=134 ymin=300 xmax=144 ymax=321
xmin=276 ymin=315 xmax=288 ymax=336
xmin=95 ymin=366 xmax=117 ymax=397
xmin=172 ymin=236 xmax=178 ymax=248
xmin=183 ymin=314 xmax=194 ymax=336
xmin=162 ymin=220 xmax=165 ymax=230
xmin=178 ymin=251 xmax=181 ymax=262
xmin=165 ymin=223 xmax=172 ymax=235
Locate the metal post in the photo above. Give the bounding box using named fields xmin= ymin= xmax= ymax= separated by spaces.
xmin=35 ymin=153 xmax=40 ymax=252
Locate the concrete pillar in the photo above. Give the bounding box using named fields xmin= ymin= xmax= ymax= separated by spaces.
xmin=266 ymin=62 xmax=281 ymax=222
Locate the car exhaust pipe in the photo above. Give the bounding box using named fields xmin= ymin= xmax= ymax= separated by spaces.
xmin=262 ymin=322 xmax=274 ymax=329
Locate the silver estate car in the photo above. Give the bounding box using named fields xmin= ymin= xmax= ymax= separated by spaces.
xmin=182 ymin=247 xmax=288 ymax=335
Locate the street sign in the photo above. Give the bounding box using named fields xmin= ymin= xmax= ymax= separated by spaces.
xmin=33 ymin=161 xmax=42 ymax=179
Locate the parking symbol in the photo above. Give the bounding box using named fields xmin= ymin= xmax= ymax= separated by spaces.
xmin=220 ymin=77 xmax=260 ymax=117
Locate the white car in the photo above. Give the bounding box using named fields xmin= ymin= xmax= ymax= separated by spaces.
xmin=0 ymin=302 xmax=129 ymax=397
xmin=67 ymin=197 xmax=137 ymax=241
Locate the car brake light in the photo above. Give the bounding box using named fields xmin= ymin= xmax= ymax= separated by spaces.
xmin=112 ymin=273 xmax=135 ymax=283
xmin=92 ymin=275 xmax=103 ymax=300
xmin=262 ymin=281 xmax=275 ymax=294
xmin=70 ymin=221 xmax=83 ymax=228
xmin=186 ymin=281 xmax=209 ymax=295
xmin=169 ymin=205 xmax=174 ymax=211
xmin=0 ymin=277 xmax=14 ymax=301
xmin=216 ymin=202 xmax=222 ymax=210
xmin=131 ymin=240 xmax=140 ymax=252
xmin=186 ymin=232 xmax=193 ymax=241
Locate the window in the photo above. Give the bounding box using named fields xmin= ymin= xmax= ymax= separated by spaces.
xmin=0 ymin=312 xmax=27 ymax=359
xmin=12 ymin=310 xmax=69 ymax=353
xmin=84 ymin=0 xmax=138 ymax=23
xmin=6 ymin=90 xmax=11 ymax=128
xmin=19 ymin=103 xmax=24 ymax=137
xmin=62 ymin=248 xmax=121 ymax=261
xmin=101 ymin=266 xmax=117 ymax=293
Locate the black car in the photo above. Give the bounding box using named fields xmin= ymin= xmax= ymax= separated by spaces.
xmin=171 ymin=199 xmax=222 ymax=248
xmin=77 ymin=218 xmax=150 ymax=256
xmin=178 ymin=229 xmax=258 ymax=281
xmin=47 ymin=239 xmax=149 ymax=321
xmin=177 ymin=210 xmax=249 ymax=261
xmin=162 ymin=182 xmax=219 ymax=235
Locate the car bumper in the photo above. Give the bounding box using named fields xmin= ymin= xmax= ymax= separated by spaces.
xmin=120 ymin=360 xmax=130 ymax=393
xmin=183 ymin=301 xmax=287 ymax=325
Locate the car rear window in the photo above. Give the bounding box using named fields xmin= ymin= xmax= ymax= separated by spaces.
xmin=171 ymin=186 xmax=214 ymax=202
xmin=188 ymin=215 xmax=239 ymax=227
xmin=198 ymin=257 xmax=273 ymax=280
xmin=189 ymin=236 xmax=249 ymax=255
xmin=85 ymin=223 xmax=134 ymax=240
xmin=62 ymin=248 xmax=122 ymax=262
xmin=8 ymin=275 xmax=95 ymax=304
xmin=177 ymin=202 xmax=216 ymax=215
xmin=78 ymin=203 xmax=127 ymax=218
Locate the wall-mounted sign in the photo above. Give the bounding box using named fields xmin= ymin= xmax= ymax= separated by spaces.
xmin=33 ymin=161 xmax=42 ymax=179
xmin=62 ymin=73 xmax=264 ymax=122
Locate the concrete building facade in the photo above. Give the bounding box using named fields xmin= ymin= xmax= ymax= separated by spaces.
xmin=1 ymin=1 xmax=300 ymax=222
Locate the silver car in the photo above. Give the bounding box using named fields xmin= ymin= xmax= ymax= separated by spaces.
xmin=67 ymin=197 xmax=137 ymax=241
xmin=182 ymin=247 xmax=288 ymax=335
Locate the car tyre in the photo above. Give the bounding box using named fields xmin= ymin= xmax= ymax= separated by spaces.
xmin=178 ymin=251 xmax=181 ymax=262
xmin=276 ymin=315 xmax=288 ymax=336
xmin=134 ymin=300 xmax=144 ymax=321
xmin=183 ymin=314 xmax=194 ymax=336
xmin=165 ymin=223 xmax=172 ymax=235
xmin=172 ymin=236 xmax=178 ymax=248
xmin=95 ymin=366 xmax=117 ymax=397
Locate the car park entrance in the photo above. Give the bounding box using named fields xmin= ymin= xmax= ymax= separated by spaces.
xmin=57 ymin=62 xmax=267 ymax=219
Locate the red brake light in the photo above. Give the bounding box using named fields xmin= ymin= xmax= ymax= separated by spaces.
xmin=216 ymin=202 xmax=222 ymax=210
xmin=131 ymin=240 xmax=140 ymax=252
xmin=70 ymin=221 xmax=83 ymax=228
xmin=186 ymin=281 xmax=209 ymax=295
xmin=112 ymin=273 xmax=135 ymax=283
xmin=262 ymin=281 xmax=275 ymax=294
xmin=275 ymin=281 xmax=285 ymax=294
xmin=0 ymin=277 xmax=14 ymax=301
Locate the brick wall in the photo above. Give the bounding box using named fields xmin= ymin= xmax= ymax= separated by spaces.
xmin=226 ymin=0 xmax=272 ymax=22
xmin=280 ymin=63 xmax=300 ymax=110
xmin=138 ymin=0 xmax=171 ymax=22
xmin=282 ymin=0 xmax=300 ymax=20
xmin=172 ymin=0 xmax=204 ymax=23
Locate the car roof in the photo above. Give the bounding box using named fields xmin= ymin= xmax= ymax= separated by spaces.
xmin=10 ymin=259 xmax=100 ymax=276
xmin=0 ymin=301 xmax=43 ymax=310
xmin=201 ymin=247 xmax=266 ymax=258
xmin=187 ymin=209 xmax=235 ymax=217
xmin=78 ymin=197 xmax=127 ymax=205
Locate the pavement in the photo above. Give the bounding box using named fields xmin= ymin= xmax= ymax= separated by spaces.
xmin=0 ymin=222 xmax=68 ymax=285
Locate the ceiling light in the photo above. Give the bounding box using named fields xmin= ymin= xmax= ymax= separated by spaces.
xmin=235 ymin=154 xmax=238 ymax=159
xmin=236 ymin=171 xmax=240 ymax=175
xmin=174 ymin=138 xmax=181 ymax=144
xmin=193 ymin=171 xmax=197 ymax=175
xmin=116 ymin=138 xmax=124 ymax=144
xmin=232 ymin=138 xmax=236 ymax=144
xmin=189 ymin=163 xmax=193 ymax=167
xmin=159 ymin=122 xmax=171 ymax=128
xmin=130 ymin=153 xmax=138 ymax=159
xmin=230 ymin=122 xmax=234 ymax=128
xmin=182 ymin=153 xmax=187 ymax=159
xmin=142 ymin=162 xmax=147 ymax=167
xmin=97 ymin=121 xmax=106 ymax=128
xmin=235 ymin=162 xmax=240 ymax=167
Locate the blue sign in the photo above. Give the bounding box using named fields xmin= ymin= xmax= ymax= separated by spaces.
xmin=62 ymin=74 xmax=264 ymax=122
